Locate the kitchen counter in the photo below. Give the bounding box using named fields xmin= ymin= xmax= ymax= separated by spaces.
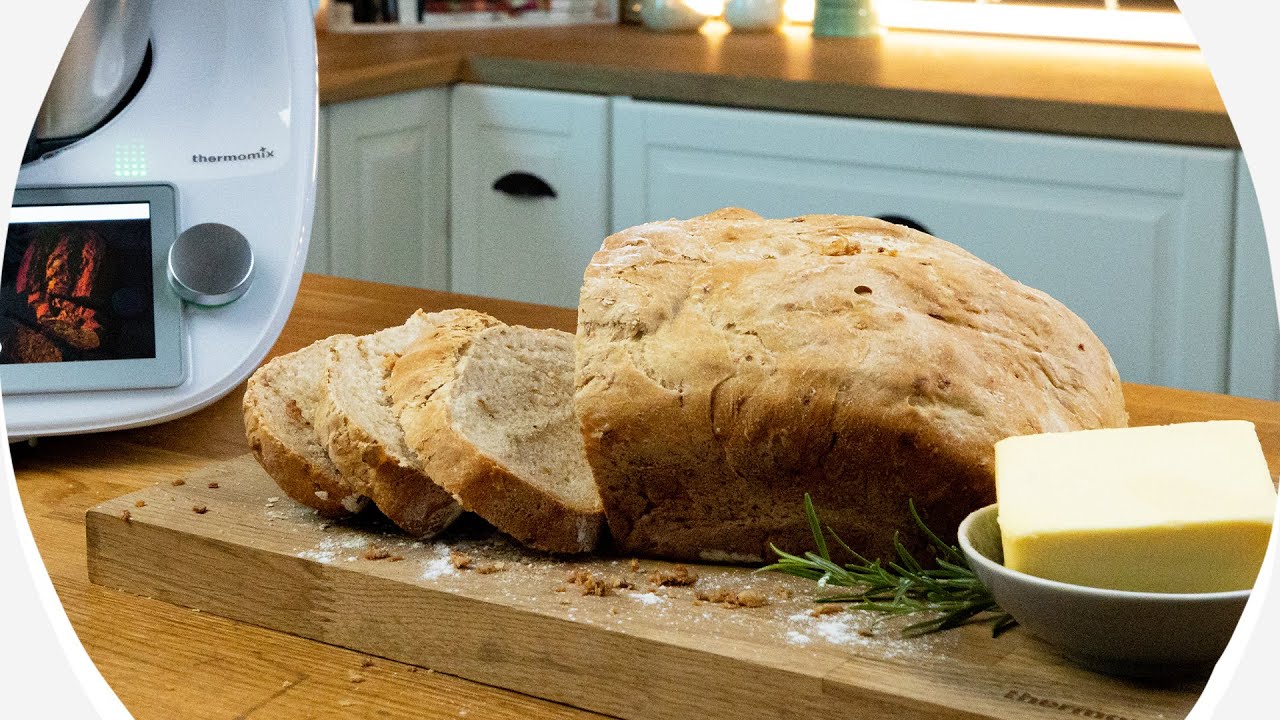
xmin=16 ymin=274 xmax=1279 ymax=718
xmin=318 ymin=23 xmax=1234 ymax=147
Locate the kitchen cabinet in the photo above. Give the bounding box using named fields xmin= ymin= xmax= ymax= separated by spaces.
xmin=449 ymin=85 xmax=610 ymax=308
xmin=1228 ymin=164 xmax=1280 ymax=400
xmin=612 ymin=98 xmax=1239 ymax=394
xmin=312 ymin=84 xmax=1273 ymax=399
xmin=324 ymin=88 xmax=451 ymax=290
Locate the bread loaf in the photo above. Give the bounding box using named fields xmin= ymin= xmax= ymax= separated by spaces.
xmin=313 ymin=311 xmax=463 ymax=537
xmin=574 ymin=209 xmax=1127 ymax=563
xmin=391 ymin=311 xmax=603 ymax=553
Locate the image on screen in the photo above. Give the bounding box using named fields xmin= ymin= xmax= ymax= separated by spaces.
xmin=1 ymin=202 xmax=156 ymax=365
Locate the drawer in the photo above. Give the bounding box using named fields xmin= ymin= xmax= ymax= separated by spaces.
xmin=450 ymin=84 xmax=610 ymax=309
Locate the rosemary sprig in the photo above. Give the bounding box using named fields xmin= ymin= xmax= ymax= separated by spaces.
xmin=761 ymin=494 xmax=1017 ymax=637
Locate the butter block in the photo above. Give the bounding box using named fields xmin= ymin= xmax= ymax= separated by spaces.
xmin=994 ymin=421 xmax=1277 ymax=593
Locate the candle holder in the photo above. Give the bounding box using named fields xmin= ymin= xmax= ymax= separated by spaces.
xmin=640 ymin=0 xmax=708 ymax=30
xmin=812 ymin=0 xmax=879 ymax=37
xmin=724 ymin=0 xmax=784 ymax=31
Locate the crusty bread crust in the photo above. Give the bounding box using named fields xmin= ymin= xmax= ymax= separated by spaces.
xmin=316 ymin=394 xmax=464 ymax=535
xmin=315 ymin=323 xmax=463 ymax=536
xmin=391 ymin=312 xmax=602 ymax=553
xmin=406 ymin=395 xmax=600 ymax=553
xmin=575 ymin=209 xmax=1128 ymax=563
xmin=243 ymin=341 xmax=367 ymax=518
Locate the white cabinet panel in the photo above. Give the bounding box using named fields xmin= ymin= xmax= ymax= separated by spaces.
xmin=327 ymin=89 xmax=450 ymax=290
xmin=1228 ymin=161 xmax=1280 ymax=400
xmin=450 ymin=85 xmax=609 ymax=308
xmin=306 ymin=106 xmax=331 ymax=275
xmin=613 ymin=99 xmax=1237 ymax=393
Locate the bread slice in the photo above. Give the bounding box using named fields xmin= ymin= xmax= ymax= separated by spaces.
xmin=391 ymin=312 xmax=603 ymax=553
xmin=313 ymin=310 xmax=464 ymax=537
xmin=244 ymin=336 xmax=369 ymax=518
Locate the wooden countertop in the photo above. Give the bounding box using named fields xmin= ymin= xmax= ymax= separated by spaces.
xmin=318 ymin=23 xmax=1235 ymax=147
xmin=17 ymin=274 xmax=1278 ymax=718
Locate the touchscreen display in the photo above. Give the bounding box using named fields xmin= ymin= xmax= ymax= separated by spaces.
xmin=1 ymin=202 xmax=156 ymax=365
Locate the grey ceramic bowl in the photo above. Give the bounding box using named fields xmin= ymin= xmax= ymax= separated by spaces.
xmin=957 ymin=504 xmax=1251 ymax=678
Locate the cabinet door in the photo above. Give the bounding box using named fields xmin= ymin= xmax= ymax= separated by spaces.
xmin=305 ymin=106 xmax=331 ymax=275
xmin=613 ymin=99 xmax=1236 ymax=393
xmin=327 ymin=89 xmax=450 ymax=290
xmin=450 ymin=84 xmax=609 ymax=308
xmin=1228 ymin=161 xmax=1280 ymax=400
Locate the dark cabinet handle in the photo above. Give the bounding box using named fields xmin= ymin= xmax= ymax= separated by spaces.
xmin=493 ymin=172 xmax=557 ymax=199
xmin=875 ymin=214 xmax=931 ymax=235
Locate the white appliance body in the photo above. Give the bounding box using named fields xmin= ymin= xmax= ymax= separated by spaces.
xmin=8 ymin=0 xmax=317 ymax=439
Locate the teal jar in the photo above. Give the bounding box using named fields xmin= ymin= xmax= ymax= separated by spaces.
xmin=812 ymin=0 xmax=880 ymax=38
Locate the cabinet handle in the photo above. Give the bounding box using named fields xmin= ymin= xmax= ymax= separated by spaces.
xmin=493 ymin=172 xmax=557 ymax=199
xmin=875 ymin=214 xmax=931 ymax=235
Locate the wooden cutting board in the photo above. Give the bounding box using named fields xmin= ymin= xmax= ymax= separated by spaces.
xmin=86 ymin=454 xmax=1205 ymax=720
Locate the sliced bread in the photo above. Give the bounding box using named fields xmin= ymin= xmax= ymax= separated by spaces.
xmin=313 ymin=310 xmax=464 ymax=537
xmin=244 ymin=336 xmax=369 ymax=518
xmin=390 ymin=312 xmax=603 ymax=554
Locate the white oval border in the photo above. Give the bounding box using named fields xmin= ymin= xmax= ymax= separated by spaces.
xmin=0 ymin=1 xmax=1274 ymax=716
xmin=0 ymin=5 xmax=134 ymax=717
xmin=1179 ymin=0 xmax=1279 ymax=713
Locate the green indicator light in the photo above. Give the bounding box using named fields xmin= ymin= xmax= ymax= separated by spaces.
xmin=114 ymin=141 xmax=147 ymax=178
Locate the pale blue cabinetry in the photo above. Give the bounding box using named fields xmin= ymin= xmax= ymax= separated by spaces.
xmin=612 ymin=98 xmax=1247 ymax=395
xmin=449 ymin=85 xmax=610 ymax=309
xmin=313 ymin=88 xmax=1276 ymax=399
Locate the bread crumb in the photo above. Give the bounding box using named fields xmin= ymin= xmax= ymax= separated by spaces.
xmin=360 ymin=658 xmax=374 ymax=668
xmin=629 ymin=558 xmax=640 ymax=573
xmin=119 ymin=509 xmax=131 ymax=523
xmin=451 ymin=552 xmax=474 ymax=570
xmin=859 ymin=628 xmax=876 ymax=637
xmin=133 ymin=500 xmax=146 ymax=508
xmin=780 ymin=588 xmax=794 ymax=599
xmin=170 ymin=479 xmax=185 ymax=487
xmin=192 ymin=505 xmax=208 ymax=515
xmin=387 ymin=555 xmax=404 ymax=562
xmin=348 ymin=671 xmax=365 ymax=684
xmin=314 ymin=490 xmax=329 ymax=501
xmin=566 ymin=569 xmax=612 ymax=597
xmin=266 ymin=496 xmax=280 ymax=503
xmin=566 ymin=569 xmax=632 ymax=597
xmin=361 ymin=546 xmax=391 ymax=561
xmin=695 ymin=588 xmax=769 ymax=608
xmin=207 ymin=482 xmax=220 ymax=489
xmin=649 ymin=564 xmax=698 ymax=587
xmin=553 ymin=585 xmax=566 ymax=593
xmin=474 ymin=562 xmax=505 ymax=575
xmin=281 ymin=680 xmax=293 ymax=689
xmin=811 ymin=605 xmax=843 ymax=617
xmin=338 ymin=698 xmax=355 ymax=707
